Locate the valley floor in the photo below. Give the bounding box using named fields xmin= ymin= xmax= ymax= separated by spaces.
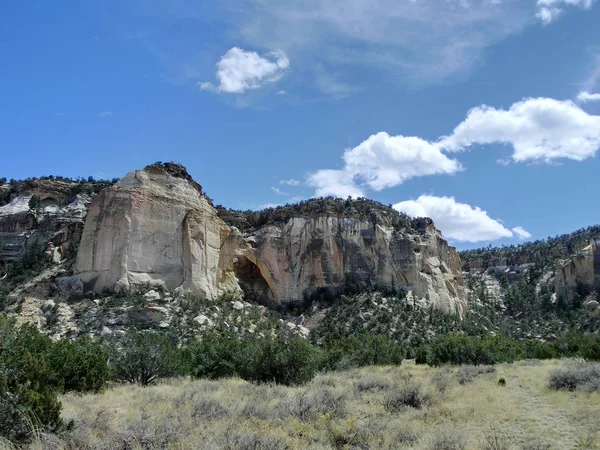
xmin=17 ymin=360 xmax=600 ymax=449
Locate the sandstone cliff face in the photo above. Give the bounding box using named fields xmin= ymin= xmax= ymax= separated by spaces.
xmin=0 ymin=180 xmax=89 ymax=262
xmin=223 ymin=216 xmax=466 ymax=315
xmin=75 ymin=168 xmax=225 ymax=298
xmin=73 ymin=165 xmax=466 ymax=314
xmin=555 ymin=240 xmax=599 ymax=303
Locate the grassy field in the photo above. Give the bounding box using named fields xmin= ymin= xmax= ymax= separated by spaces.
xmin=8 ymin=359 xmax=600 ymax=449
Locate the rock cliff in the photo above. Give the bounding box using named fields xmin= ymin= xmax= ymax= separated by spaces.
xmin=75 ymin=165 xmax=226 ymax=298
xmin=0 ymin=179 xmax=91 ymax=263
xmin=74 ymin=164 xmax=466 ymax=315
xmin=223 ymin=216 xmax=466 ymax=315
xmin=555 ymin=239 xmax=600 ymax=303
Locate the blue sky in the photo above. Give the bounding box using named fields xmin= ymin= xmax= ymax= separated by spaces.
xmin=1 ymin=0 xmax=599 ymax=249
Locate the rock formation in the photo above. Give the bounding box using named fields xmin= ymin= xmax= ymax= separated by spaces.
xmin=74 ymin=164 xmax=467 ymax=315
xmin=222 ymin=216 xmax=466 ymax=315
xmin=75 ymin=165 xmax=225 ymax=298
xmin=555 ymin=239 xmax=600 ymax=303
xmin=0 ymin=179 xmax=89 ymax=262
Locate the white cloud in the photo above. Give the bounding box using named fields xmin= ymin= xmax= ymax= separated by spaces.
xmin=438 ymin=97 xmax=600 ymax=163
xmin=535 ymin=0 xmax=594 ymax=24
xmin=308 ymin=132 xmax=462 ymax=197
xmin=280 ymin=178 xmax=300 ymax=186
xmin=271 ymin=187 xmax=288 ymax=195
xmin=200 ymin=47 xmax=289 ymax=94
xmin=393 ymin=195 xmax=520 ymax=243
xmin=512 ymin=226 xmax=532 ymax=240
xmin=577 ymin=91 xmax=600 ymax=102
xmin=98 ymin=111 xmax=112 ymax=117
xmin=307 ymin=169 xmax=365 ymax=198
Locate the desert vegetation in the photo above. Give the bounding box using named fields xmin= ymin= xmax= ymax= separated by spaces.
xmin=3 ymin=359 xmax=599 ymax=449
xmin=2 ymin=311 xmax=600 ymax=447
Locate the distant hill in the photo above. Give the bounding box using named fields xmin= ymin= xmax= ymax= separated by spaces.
xmin=460 ymin=225 xmax=600 ymax=271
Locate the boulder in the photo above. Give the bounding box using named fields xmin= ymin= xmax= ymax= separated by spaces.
xmin=585 ymin=300 xmax=600 ymax=318
xmin=143 ymin=290 xmax=161 ymax=301
xmin=194 ymin=314 xmax=214 ymax=327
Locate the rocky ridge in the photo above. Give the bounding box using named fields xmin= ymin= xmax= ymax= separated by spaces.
xmin=1 ymin=163 xmax=467 ymax=339
xmin=73 ymin=164 xmax=466 ymax=315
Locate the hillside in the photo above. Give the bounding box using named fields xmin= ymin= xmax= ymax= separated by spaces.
xmin=460 ymin=225 xmax=600 ymax=271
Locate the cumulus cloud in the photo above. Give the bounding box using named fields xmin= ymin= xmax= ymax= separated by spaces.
xmin=438 ymin=97 xmax=600 ymax=163
xmin=307 ymin=132 xmax=462 ymax=197
xmin=393 ymin=195 xmax=528 ymax=243
xmin=200 ymin=47 xmax=289 ymax=94
xmin=307 ymin=169 xmax=365 ymax=198
xmin=535 ymin=0 xmax=595 ymax=24
xmin=577 ymin=91 xmax=600 ymax=102
xmin=512 ymin=226 xmax=533 ymax=240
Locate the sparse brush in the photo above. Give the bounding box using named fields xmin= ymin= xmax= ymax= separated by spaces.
xmin=222 ymin=429 xmax=287 ymax=450
xmin=190 ymin=397 xmax=229 ymax=421
xmin=548 ymin=363 xmax=600 ymax=392
xmin=520 ymin=440 xmax=552 ymax=450
xmin=456 ymin=365 xmax=496 ymax=385
xmin=281 ymin=388 xmax=347 ymax=422
xmin=431 ymin=369 xmax=453 ymax=393
xmin=482 ymin=431 xmax=510 ymax=450
xmin=240 ymin=403 xmax=272 ymax=420
xmin=354 ymin=377 xmax=393 ymax=394
xmin=383 ymin=384 xmax=431 ymax=412
xmin=431 ymin=429 xmax=466 ymax=450
xmin=391 ymin=426 xmax=420 ymax=446
xmin=319 ymin=413 xmax=370 ymax=450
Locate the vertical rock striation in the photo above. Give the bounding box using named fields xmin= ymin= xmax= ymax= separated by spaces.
xmin=74 ymin=164 xmax=467 ymax=314
xmin=75 ymin=166 xmax=225 ymax=297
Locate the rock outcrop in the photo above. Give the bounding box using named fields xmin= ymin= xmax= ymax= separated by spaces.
xmin=75 ymin=165 xmax=226 ymax=298
xmin=0 ymin=179 xmax=90 ymax=262
xmin=223 ymin=216 xmax=466 ymax=315
xmin=555 ymin=239 xmax=600 ymax=303
xmin=74 ymin=164 xmax=466 ymax=315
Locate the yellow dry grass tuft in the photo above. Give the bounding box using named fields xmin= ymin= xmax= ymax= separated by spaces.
xmin=30 ymin=359 xmax=600 ymax=449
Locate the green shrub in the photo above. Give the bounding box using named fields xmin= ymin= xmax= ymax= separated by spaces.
xmin=523 ymin=340 xmax=558 ymax=360
xmin=320 ymin=333 xmax=405 ymax=371
xmin=0 ymin=317 xmax=64 ymax=443
xmin=244 ymin=336 xmax=318 ymax=386
xmin=425 ymin=334 xmax=523 ymax=366
xmin=107 ymin=330 xmax=180 ymax=385
xmin=187 ymin=333 xmax=318 ymax=386
xmin=553 ymin=333 xmax=600 ymax=361
xmin=47 ymin=337 xmax=109 ymax=393
xmin=185 ymin=333 xmax=246 ymax=380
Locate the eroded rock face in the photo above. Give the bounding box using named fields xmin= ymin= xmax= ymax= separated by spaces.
xmin=222 ymin=216 xmax=466 ymax=315
xmin=75 ymin=168 xmax=226 ymax=298
xmin=0 ymin=180 xmax=90 ymax=262
xmin=73 ymin=165 xmax=466 ymax=314
xmin=555 ymin=240 xmax=599 ymax=303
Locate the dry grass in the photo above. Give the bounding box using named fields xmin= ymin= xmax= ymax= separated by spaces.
xmin=22 ymin=359 xmax=600 ymax=449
